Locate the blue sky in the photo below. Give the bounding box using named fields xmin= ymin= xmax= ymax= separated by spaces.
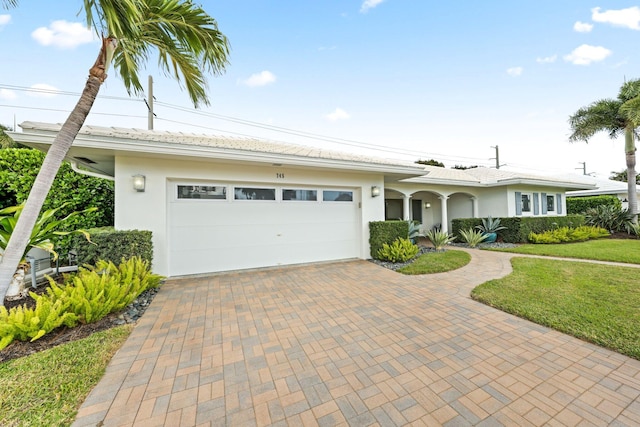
xmin=1 ymin=1 xmax=639 ymax=178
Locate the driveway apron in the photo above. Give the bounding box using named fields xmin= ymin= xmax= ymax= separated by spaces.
xmin=73 ymin=250 xmax=640 ymax=426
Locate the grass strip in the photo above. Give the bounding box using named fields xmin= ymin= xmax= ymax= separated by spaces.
xmin=398 ymin=249 xmax=471 ymax=274
xmin=487 ymin=239 xmax=640 ymax=264
xmin=471 ymin=258 xmax=640 ymax=360
xmin=0 ymin=325 xmax=133 ymax=427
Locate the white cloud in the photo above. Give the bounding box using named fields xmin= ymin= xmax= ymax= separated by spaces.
xmin=592 ymin=6 xmax=640 ymax=30
xmin=563 ymin=44 xmax=612 ymax=65
xmin=27 ymin=84 xmax=60 ymax=98
xmin=360 ymin=0 xmax=384 ymax=13
xmin=240 ymin=70 xmax=276 ymax=87
xmin=31 ymin=20 xmax=95 ymax=49
xmin=0 ymin=88 xmax=16 ymax=100
xmin=506 ymin=67 xmax=523 ymax=77
xmin=325 ymin=108 xmax=350 ymax=121
xmin=0 ymin=14 xmax=10 ymax=26
xmin=573 ymin=21 xmax=593 ymax=33
xmin=536 ymin=55 xmax=557 ymax=64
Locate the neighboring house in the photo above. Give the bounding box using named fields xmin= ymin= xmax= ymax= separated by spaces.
xmin=10 ymin=122 xmax=594 ymax=277
xmin=567 ymin=177 xmax=638 ymax=210
xmin=385 ymin=166 xmax=594 ymax=233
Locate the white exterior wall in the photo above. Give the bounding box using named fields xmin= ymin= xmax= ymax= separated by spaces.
xmin=506 ymin=186 xmax=567 ymax=217
xmin=115 ymin=155 xmax=384 ymax=276
xmin=474 ymin=188 xmax=509 ymax=217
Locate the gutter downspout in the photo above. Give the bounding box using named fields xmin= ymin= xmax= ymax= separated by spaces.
xmin=70 ymin=160 xmax=115 ymax=181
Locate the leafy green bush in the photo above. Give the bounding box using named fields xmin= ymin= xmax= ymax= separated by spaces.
xmin=567 ymin=195 xmax=621 ymax=214
xmin=0 ymin=257 xmax=163 ymax=350
xmin=46 ymin=257 xmax=163 ymax=324
xmin=425 ymin=229 xmax=456 ymax=251
xmin=73 ymin=228 xmax=153 ymax=265
xmin=528 ymin=226 xmax=610 ymax=244
xmin=584 ymin=205 xmax=633 ymax=233
xmin=0 ymin=294 xmax=78 ymax=350
xmin=377 ymin=238 xmax=419 ymax=262
xmin=0 ymin=203 xmax=95 ymax=261
xmin=458 ymin=228 xmax=488 ymax=248
xmin=0 ymin=149 xmax=114 ymax=251
xmin=369 ymin=221 xmax=409 ymax=259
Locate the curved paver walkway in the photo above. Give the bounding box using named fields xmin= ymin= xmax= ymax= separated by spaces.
xmin=73 ymin=250 xmax=640 ymax=426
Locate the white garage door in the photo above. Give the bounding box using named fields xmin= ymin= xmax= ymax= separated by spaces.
xmin=168 ymin=183 xmax=361 ymax=276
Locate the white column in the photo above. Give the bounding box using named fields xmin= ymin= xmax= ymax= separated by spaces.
xmin=403 ymin=195 xmax=410 ymax=221
xmin=440 ymin=195 xmax=449 ymax=233
xmin=471 ymin=197 xmax=479 ymax=218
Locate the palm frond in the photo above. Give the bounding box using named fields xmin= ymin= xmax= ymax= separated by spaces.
xmin=1 ymin=0 xmax=18 ymax=8
xmin=112 ymin=0 xmax=230 ymax=107
xmin=568 ymin=99 xmax=624 ymax=142
xmin=619 ymin=78 xmax=640 ymax=103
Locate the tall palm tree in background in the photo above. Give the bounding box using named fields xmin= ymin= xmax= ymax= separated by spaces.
xmin=0 ymin=0 xmax=230 ymax=304
xmin=569 ymin=79 xmax=640 ymax=223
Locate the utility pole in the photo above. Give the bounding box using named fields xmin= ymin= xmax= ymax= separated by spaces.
xmin=576 ymin=162 xmax=595 ymax=176
xmin=490 ymin=145 xmax=506 ymax=169
xmin=147 ymin=75 xmax=154 ymax=130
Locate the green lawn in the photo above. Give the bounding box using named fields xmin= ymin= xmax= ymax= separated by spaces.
xmin=0 ymin=325 xmax=132 ymax=427
xmin=471 ymin=257 xmax=640 ymax=360
xmin=487 ymin=238 xmax=640 ymax=263
xmin=398 ymin=249 xmax=471 ymax=274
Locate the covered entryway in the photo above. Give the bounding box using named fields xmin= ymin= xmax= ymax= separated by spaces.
xmin=167 ymin=182 xmax=361 ymax=276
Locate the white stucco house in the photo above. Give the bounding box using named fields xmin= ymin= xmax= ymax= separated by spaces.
xmin=10 ymin=122 xmax=594 ymax=277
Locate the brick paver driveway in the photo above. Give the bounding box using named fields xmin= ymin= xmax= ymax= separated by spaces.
xmin=73 ymin=250 xmax=640 ymax=426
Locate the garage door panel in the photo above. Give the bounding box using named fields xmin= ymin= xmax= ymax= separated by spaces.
xmin=168 ymin=187 xmax=361 ymax=276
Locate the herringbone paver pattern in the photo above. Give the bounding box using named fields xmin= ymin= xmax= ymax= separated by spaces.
xmin=73 ymin=250 xmax=640 ymax=426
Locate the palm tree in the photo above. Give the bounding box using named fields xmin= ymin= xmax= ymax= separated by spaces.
xmin=0 ymin=0 xmax=230 ymax=304
xmin=569 ymin=79 xmax=640 ymax=223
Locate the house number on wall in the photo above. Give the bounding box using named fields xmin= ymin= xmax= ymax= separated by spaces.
xmin=276 ymin=173 xmax=285 ymax=179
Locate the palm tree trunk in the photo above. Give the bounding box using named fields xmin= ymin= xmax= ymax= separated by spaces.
xmin=625 ymin=128 xmax=638 ymax=224
xmin=0 ymin=40 xmax=112 ymax=305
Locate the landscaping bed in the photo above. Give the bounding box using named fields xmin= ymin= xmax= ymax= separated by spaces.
xmin=1 ymin=285 xmax=158 ymax=363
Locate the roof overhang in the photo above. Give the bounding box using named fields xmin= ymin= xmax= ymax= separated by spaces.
xmin=8 ymin=123 xmax=426 ymax=181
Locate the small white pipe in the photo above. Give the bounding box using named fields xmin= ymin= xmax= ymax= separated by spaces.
xmin=70 ymin=160 xmax=115 ymax=181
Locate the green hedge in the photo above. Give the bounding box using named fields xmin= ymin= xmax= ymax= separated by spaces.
xmin=567 ymin=195 xmax=621 ymax=214
xmin=0 ymin=148 xmax=114 ymax=251
xmin=72 ymin=227 xmax=153 ymax=266
xmin=369 ymin=220 xmax=409 ymax=259
xmin=451 ymin=215 xmax=585 ymax=243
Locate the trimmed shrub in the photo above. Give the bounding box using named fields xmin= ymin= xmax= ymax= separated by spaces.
xmin=567 ymin=195 xmax=621 ymax=215
xmin=377 ymin=238 xmax=419 ymax=263
xmin=452 ymin=215 xmax=585 ymax=243
xmin=369 ymin=220 xmax=409 ymax=259
xmin=73 ymin=228 xmax=153 ymax=266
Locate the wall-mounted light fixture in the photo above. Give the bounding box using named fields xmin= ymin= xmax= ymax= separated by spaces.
xmin=132 ymin=174 xmax=146 ymax=192
xmin=424 ymin=202 xmax=431 ymax=209
xmin=371 ymin=186 xmax=381 ymax=197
